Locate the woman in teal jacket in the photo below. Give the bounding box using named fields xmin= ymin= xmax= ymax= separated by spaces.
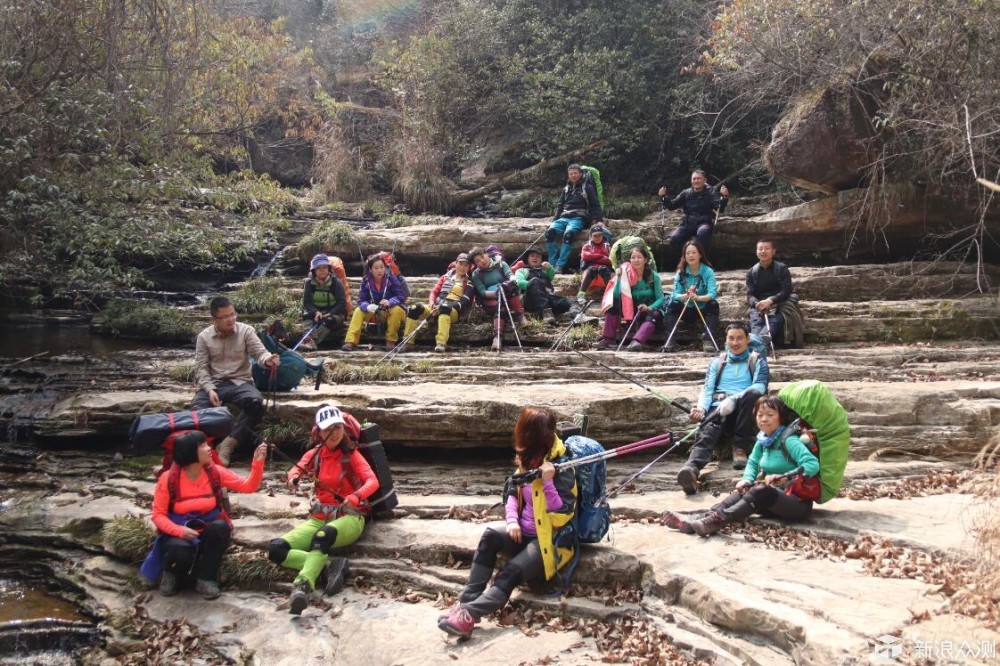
xmin=662 ymin=394 xmax=820 ymax=536
xmin=662 ymin=239 xmax=720 ymax=353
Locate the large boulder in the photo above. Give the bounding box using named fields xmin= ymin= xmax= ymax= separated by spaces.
xmin=246 ymin=117 xmax=313 ymax=188
xmin=764 ymin=86 xmax=875 ymax=193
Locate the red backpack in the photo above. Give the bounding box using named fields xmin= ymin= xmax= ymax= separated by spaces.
xmin=165 ymin=462 xmax=230 ymax=521
xmin=155 ymin=430 xmax=222 ymax=477
xmin=777 ymin=421 xmax=822 ymax=501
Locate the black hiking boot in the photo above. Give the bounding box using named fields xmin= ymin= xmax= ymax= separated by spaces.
xmin=677 ymin=466 xmax=699 ymax=495
xmin=323 ymin=557 xmax=350 ymax=596
xmin=289 ymin=580 xmax=311 ymax=615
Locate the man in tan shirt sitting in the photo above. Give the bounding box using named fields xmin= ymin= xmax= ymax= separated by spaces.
xmin=192 ymin=296 xmax=279 ymax=465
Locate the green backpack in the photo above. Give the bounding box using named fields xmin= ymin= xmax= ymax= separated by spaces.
xmin=778 ymin=380 xmax=851 ymax=504
xmin=580 ymin=165 xmax=604 ymax=209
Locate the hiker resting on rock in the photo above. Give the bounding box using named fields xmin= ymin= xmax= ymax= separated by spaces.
xmin=746 ymin=239 xmax=793 ymax=348
xmin=342 ymin=253 xmax=408 ymax=352
xmin=192 ymin=296 xmax=278 ymax=465
xmin=676 ymin=322 xmax=771 ymax=493
xmin=594 ymin=246 xmax=664 ymax=351
xmin=658 ymin=170 xmax=728 ymax=266
xmin=400 ymin=252 xmax=475 ymax=353
xmin=662 ymin=240 xmax=720 ymax=353
xmin=577 ymin=224 xmax=613 ymax=305
xmin=514 ymin=246 xmax=575 ymax=325
xmin=664 ymin=394 xmax=819 ymax=536
xmin=469 ymin=246 xmax=525 ymax=352
xmin=140 ymin=432 xmax=268 ymax=599
xmin=269 ymin=405 xmax=379 ymax=616
xmin=547 ymin=163 xmax=604 ymax=274
xmin=438 ymin=407 xmax=577 ymax=639
xmin=299 ymin=253 xmax=347 ymax=351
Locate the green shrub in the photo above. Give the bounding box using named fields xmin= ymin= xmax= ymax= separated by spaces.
xmin=167 ymin=363 xmax=195 ymax=383
xmin=103 ymin=516 xmax=156 ymax=563
xmin=230 ymin=277 xmax=297 ymax=314
xmin=326 ymin=361 xmax=403 ymax=384
xmin=297 ymin=222 xmax=361 ymax=262
xmin=97 ymin=300 xmax=196 ymax=342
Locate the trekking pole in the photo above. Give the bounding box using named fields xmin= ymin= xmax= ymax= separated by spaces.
xmin=375 ymin=317 xmax=428 ymax=365
xmin=498 ymin=286 xmax=523 ymax=352
xmin=509 ymin=432 xmax=675 ymax=485
xmin=615 ymin=314 xmax=641 ymax=352
xmin=291 ymin=322 xmax=323 ymax=351
xmin=661 ymin=294 xmax=693 ymax=352
xmin=693 ymin=301 xmax=720 ymax=352
xmin=608 ymin=428 xmax=698 ymax=497
xmin=571 ymin=348 xmax=691 ymax=414
xmin=549 ymin=300 xmax=594 ymax=352
xmin=763 ymin=312 xmax=778 ymax=360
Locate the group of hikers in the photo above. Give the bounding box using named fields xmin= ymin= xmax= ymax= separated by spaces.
xmin=298 ymin=164 xmax=800 ymax=355
xmin=137 ymin=162 xmax=830 ymax=640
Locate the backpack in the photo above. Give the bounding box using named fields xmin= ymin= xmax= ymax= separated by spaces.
xmin=579 ymin=165 xmax=604 ymax=209
xmin=609 ymin=236 xmax=657 ymax=273
xmin=328 ymin=256 xmax=352 ymax=313
xmin=378 ymin=251 xmax=410 ymax=298
xmin=712 ymin=350 xmax=760 ymax=394
xmin=772 ymin=420 xmax=822 ymax=501
xmin=777 ymin=380 xmax=851 ymax=504
xmin=166 ymin=462 xmax=230 ymax=519
xmin=558 ymin=435 xmax=611 ymax=544
xmin=156 ymin=430 xmax=222 ymax=477
xmin=251 ymin=322 xmax=324 ymax=392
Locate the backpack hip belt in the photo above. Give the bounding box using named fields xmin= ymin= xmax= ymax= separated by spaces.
xmin=309 ymin=498 xmax=362 ymax=520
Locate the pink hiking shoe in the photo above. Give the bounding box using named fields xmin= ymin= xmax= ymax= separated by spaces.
xmin=437 ymin=604 xmax=476 ymax=637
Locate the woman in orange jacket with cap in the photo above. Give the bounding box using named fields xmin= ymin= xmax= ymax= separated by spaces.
xmin=267 ymin=405 xmax=379 ymax=615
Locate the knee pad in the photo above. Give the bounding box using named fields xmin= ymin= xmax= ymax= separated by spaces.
xmin=562 ymin=232 xmax=575 ymax=244
xmin=545 ymin=228 xmax=559 ymax=242
xmin=407 ymin=304 xmax=424 ymax=319
xmin=493 ymin=561 xmax=525 ymax=596
xmin=267 ymin=538 xmax=291 ymax=564
xmin=309 ymin=526 xmax=339 ymax=555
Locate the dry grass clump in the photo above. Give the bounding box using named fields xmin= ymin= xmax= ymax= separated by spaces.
xmin=103 ymin=515 xmax=156 ymax=562
xmin=220 ymin=548 xmax=294 ymax=590
xmin=326 ymin=360 xmax=403 ymax=384
xmin=312 ymin=122 xmax=372 ymax=204
xmin=167 ymin=362 xmax=195 ymax=383
xmin=974 ymin=432 xmax=1000 ymax=597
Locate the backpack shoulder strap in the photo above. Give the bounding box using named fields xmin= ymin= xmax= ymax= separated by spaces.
xmin=167 ymin=464 xmax=181 ymax=514
xmin=203 ymin=464 xmax=227 ymax=513
xmin=712 ymin=351 xmax=728 ymax=394
xmin=776 ymin=419 xmax=802 ymax=465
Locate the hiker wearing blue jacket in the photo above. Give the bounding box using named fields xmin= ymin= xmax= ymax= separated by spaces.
xmin=677 ymin=322 xmax=769 ymax=494
xmin=546 ymin=164 xmax=604 ymax=273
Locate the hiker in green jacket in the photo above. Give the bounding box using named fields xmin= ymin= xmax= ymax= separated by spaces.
xmin=514 ymin=246 xmax=574 ymax=325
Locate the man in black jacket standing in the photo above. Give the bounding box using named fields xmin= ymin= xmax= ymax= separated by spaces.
xmin=546 ymin=164 xmax=604 ymax=274
xmin=746 ymin=239 xmax=793 ymax=346
xmin=658 ymin=170 xmax=728 ymax=266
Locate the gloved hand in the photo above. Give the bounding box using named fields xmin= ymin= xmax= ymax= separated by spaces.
xmin=322 ymin=314 xmax=344 ymax=329
xmin=717 ymin=396 xmax=738 ymax=417
xmin=438 ymin=302 xmax=452 ymax=315
xmin=344 ymin=494 xmax=360 ymax=508
xmin=365 ymin=304 xmax=379 ymax=314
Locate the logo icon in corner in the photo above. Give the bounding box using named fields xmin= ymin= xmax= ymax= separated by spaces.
xmin=873 ymin=635 xmax=903 ymax=661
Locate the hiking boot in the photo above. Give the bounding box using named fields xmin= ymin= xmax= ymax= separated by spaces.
xmin=732 ymin=448 xmax=748 ymax=470
xmin=576 ymin=292 xmax=587 ymax=306
xmin=661 ymin=511 xmax=695 ymax=534
xmin=386 ymin=341 xmax=398 ymax=352
xmin=341 ymin=342 xmax=357 ymax=352
xmin=437 ymin=604 xmax=476 ymax=638
xmin=195 ymin=578 xmax=221 ymax=600
xmin=702 ymin=339 xmax=717 ymax=353
xmin=298 ymin=337 xmax=317 ymax=352
xmin=542 ymin=308 xmax=557 ymax=325
xmin=491 ymin=335 xmax=502 ymax=352
xmin=594 ymin=337 xmax=614 ymax=350
xmin=513 ymin=312 xmax=526 ymax=326
xmin=626 ymin=340 xmax=643 ymax=352
xmin=289 ymin=580 xmax=311 ymax=616
xmin=662 ymin=340 xmax=679 ymax=353
xmin=434 ymin=344 xmax=447 ymax=353
xmin=690 ymin=510 xmax=727 ymax=537
xmin=323 ymin=557 xmax=350 ymax=596
xmin=216 ymin=436 xmax=238 ymax=467
xmin=677 ymin=466 xmax=700 ymax=495
xmin=159 ymin=571 xmax=179 ymax=597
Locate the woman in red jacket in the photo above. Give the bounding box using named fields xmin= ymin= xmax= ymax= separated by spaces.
xmin=140 ymin=432 xmax=267 ymax=599
xmin=267 ymin=405 xmax=380 ymax=615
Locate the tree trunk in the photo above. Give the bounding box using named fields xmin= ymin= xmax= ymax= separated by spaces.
xmin=449 ymin=140 xmax=606 ymax=209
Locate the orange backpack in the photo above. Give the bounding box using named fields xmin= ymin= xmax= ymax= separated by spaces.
xmin=329 ymin=256 xmax=352 ymax=313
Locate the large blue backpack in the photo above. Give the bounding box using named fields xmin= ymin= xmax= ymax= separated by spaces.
xmin=251 ymin=322 xmax=324 ymax=392
xmin=560 ymin=435 xmax=610 ymax=543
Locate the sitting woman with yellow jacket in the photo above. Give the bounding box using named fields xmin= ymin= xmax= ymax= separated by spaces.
xmin=437 ymin=407 xmax=577 ymax=638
